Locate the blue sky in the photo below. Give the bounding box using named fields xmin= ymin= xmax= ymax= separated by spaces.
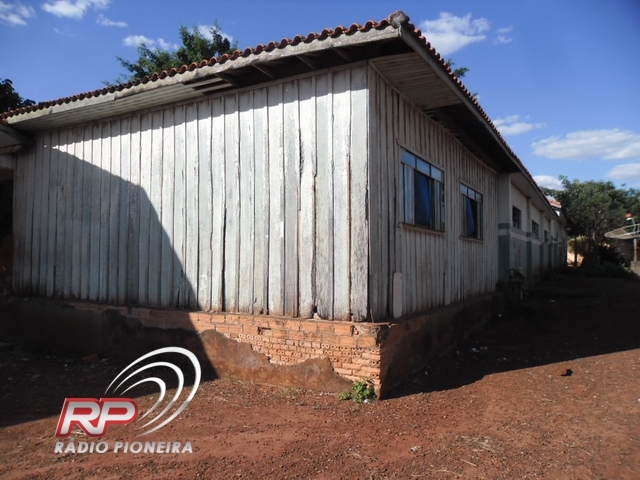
xmin=2 ymin=0 xmax=640 ymax=189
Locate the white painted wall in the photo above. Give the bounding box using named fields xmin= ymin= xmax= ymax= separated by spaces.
xmin=367 ymin=67 xmax=499 ymax=319
xmin=12 ymin=65 xmax=369 ymax=321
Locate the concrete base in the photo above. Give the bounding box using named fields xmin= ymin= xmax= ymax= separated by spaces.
xmin=631 ymin=261 xmax=640 ymax=276
xmin=0 ymin=293 xmax=502 ymax=398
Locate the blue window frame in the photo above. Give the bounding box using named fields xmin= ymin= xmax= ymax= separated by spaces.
xmin=461 ymin=184 xmax=483 ymax=239
xmin=401 ymin=149 xmax=444 ymax=231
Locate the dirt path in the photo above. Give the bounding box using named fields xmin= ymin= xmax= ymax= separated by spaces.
xmin=1 ymin=272 xmax=639 ymax=479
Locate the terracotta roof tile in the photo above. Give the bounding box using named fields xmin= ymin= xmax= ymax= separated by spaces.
xmin=0 ymin=10 xmax=524 ymax=173
xmin=3 ymin=14 xmax=436 ymax=118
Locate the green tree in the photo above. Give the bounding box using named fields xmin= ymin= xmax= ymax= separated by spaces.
xmin=446 ymin=58 xmax=469 ymax=79
xmin=0 ymin=78 xmax=35 ymax=113
xmin=544 ymin=176 xmax=640 ymax=261
xmin=115 ymin=22 xmax=236 ymax=83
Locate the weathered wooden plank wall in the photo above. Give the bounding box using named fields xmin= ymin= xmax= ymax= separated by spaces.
xmin=368 ymin=67 xmax=499 ymax=320
xmin=12 ymin=65 xmax=369 ymax=321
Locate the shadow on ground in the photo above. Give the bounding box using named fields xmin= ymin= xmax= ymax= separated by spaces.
xmin=0 ymin=340 xmax=216 ymax=429
xmin=387 ymin=270 xmax=640 ymax=399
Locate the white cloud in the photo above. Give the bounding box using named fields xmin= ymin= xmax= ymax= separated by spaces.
xmin=53 ymin=26 xmax=75 ymax=36
xmin=495 ymin=26 xmax=513 ymax=44
xmin=196 ymin=24 xmax=233 ymax=44
xmin=123 ymin=35 xmax=178 ymax=50
xmin=0 ymin=1 xmax=35 ymax=26
xmin=419 ymin=12 xmax=490 ymax=56
xmin=97 ymin=13 xmax=126 ymax=27
xmin=533 ymin=175 xmax=564 ymax=190
xmin=532 ymin=129 xmax=640 ymax=160
xmin=607 ymin=163 xmax=640 ymax=185
xmin=123 ymin=34 xmax=154 ymax=47
xmin=494 ymin=115 xmax=546 ymax=136
xmin=157 ymin=38 xmax=178 ymax=51
xmin=41 ymin=0 xmax=109 ymax=20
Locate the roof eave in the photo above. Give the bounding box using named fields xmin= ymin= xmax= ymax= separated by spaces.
xmin=396 ymin=25 xmax=523 ymax=174
xmin=5 ymin=26 xmax=401 ymax=132
xmin=0 ymin=121 xmax=33 ymax=154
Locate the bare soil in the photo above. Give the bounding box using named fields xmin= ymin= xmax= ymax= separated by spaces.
xmin=1 ymin=271 xmax=639 ymax=479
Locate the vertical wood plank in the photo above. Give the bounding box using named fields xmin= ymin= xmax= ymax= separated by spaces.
xmin=70 ymin=129 xmax=83 ymax=298
xmin=98 ymin=122 xmax=111 ymax=303
xmin=252 ymin=88 xmax=269 ymax=315
xmin=80 ymin=127 xmax=92 ymax=299
xmin=367 ymin=69 xmax=381 ymax=321
xmin=108 ymin=122 xmax=121 ymax=303
xmin=17 ymin=138 xmax=35 ymax=294
xmin=196 ymin=100 xmax=212 ymax=310
xmin=298 ymin=77 xmax=316 ymax=319
xmin=173 ymin=106 xmax=187 ymax=308
xmin=238 ymin=91 xmax=255 ymax=313
xmin=117 ymin=117 xmax=131 ymax=304
xmin=46 ymin=130 xmax=59 ymax=297
xmin=314 ymin=73 xmax=334 ymax=319
xmin=378 ymin=74 xmax=390 ymax=319
xmin=148 ymin=111 xmax=163 ymax=306
xmin=12 ymin=133 xmax=25 ymax=293
xmin=138 ymin=114 xmax=152 ymax=305
xmin=283 ymin=81 xmax=300 ymax=318
xmin=224 ymin=94 xmax=240 ymax=312
xmin=88 ymin=126 xmax=102 ymax=301
xmin=210 ymin=97 xmax=226 ymax=311
xmin=332 ymin=69 xmax=351 ymax=320
xmin=60 ymin=130 xmax=73 ymax=297
xmin=349 ymin=66 xmax=369 ymax=321
xmin=36 ymin=132 xmax=50 ymax=296
xmin=267 ymin=84 xmax=285 ymax=316
xmin=185 ymin=102 xmax=199 ymax=309
xmin=126 ymin=116 xmax=141 ymax=303
xmin=56 ymin=130 xmax=75 ymax=297
xmin=159 ymin=110 xmax=175 ymax=307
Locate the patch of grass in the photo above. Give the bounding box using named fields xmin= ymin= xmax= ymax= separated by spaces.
xmin=338 ymin=380 xmax=376 ymax=403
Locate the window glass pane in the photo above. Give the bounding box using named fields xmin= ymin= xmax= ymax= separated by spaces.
xmin=461 ymin=184 xmax=468 ymax=195
xmin=401 ymin=150 xmax=416 ymax=167
xmin=512 ymin=207 xmax=521 ymax=229
xmin=416 ymin=158 xmax=430 ymax=175
xmin=431 ymin=166 xmax=443 ymax=182
xmin=414 ymin=171 xmax=432 ymax=228
xmin=465 ymin=196 xmax=477 ymax=237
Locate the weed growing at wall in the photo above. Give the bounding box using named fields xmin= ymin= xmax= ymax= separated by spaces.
xmin=338 ymin=380 xmax=375 ymax=403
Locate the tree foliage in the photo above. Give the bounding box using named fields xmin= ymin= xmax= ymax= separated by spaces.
xmin=0 ymin=78 xmax=35 ymax=113
xmin=115 ymin=22 xmax=236 ymax=83
xmin=544 ymin=176 xmax=640 ymax=260
xmin=446 ymin=58 xmax=469 ymax=79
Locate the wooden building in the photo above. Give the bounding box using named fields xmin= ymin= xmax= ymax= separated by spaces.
xmin=0 ymin=11 xmax=566 ymax=394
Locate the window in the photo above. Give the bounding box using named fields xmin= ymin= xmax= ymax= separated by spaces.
xmin=461 ymin=184 xmax=483 ymax=239
xmin=401 ymin=149 xmax=444 ymax=230
xmin=512 ymin=206 xmax=522 ymax=229
xmin=544 ymin=230 xmax=549 ymax=243
xmin=532 ymin=220 xmax=539 ymax=239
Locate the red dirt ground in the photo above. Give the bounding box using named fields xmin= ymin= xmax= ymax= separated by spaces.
xmin=1 ymin=272 xmax=639 ymax=479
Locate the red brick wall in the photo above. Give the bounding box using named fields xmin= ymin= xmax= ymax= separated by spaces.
xmin=68 ymin=303 xmax=384 ymax=389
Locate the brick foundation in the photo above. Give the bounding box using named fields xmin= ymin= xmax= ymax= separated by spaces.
xmin=0 ymin=293 xmax=502 ymax=397
xmin=101 ymin=305 xmax=385 ymax=389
